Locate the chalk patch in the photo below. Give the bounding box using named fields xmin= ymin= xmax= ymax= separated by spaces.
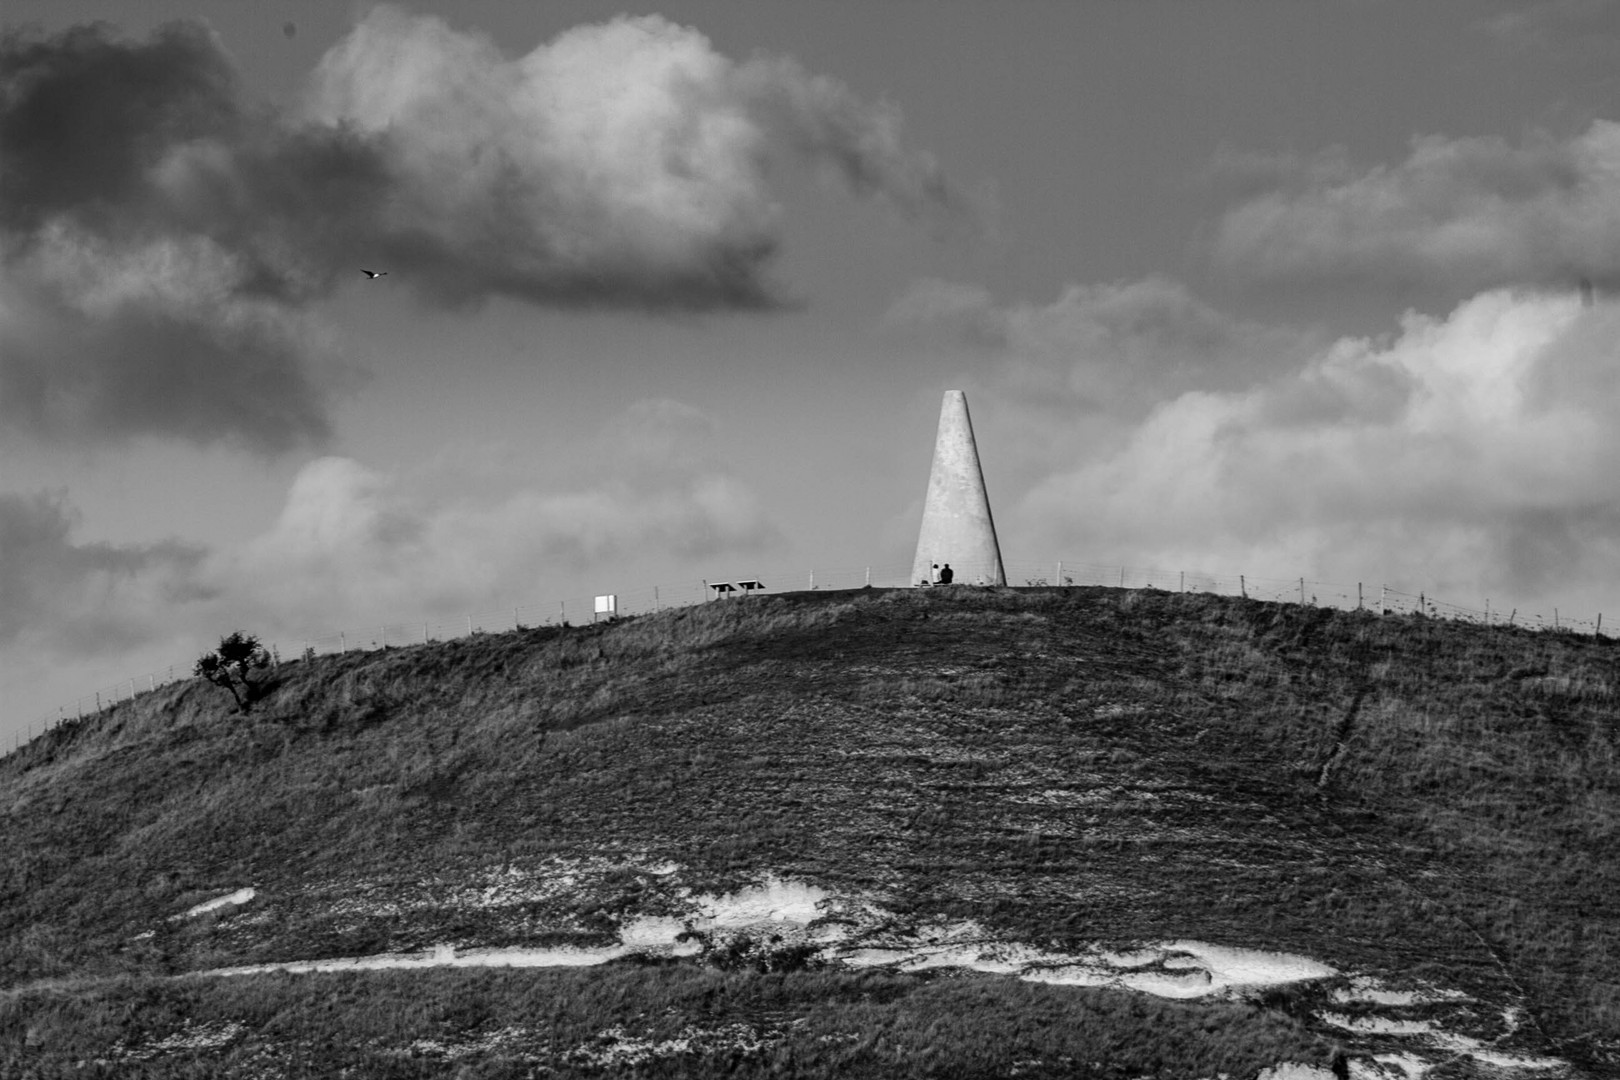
xmin=1429 ymin=1034 xmax=1567 ymax=1071
xmin=1365 ymin=1053 xmax=1431 ymax=1079
xmin=182 ymin=888 xmax=255 ymax=918
xmin=220 ymin=876 xmax=1340 ymax=1002
xmin=1330 ymin=976 xmax=1469 ymax=1007
xmin=1164 ymin=940 xmax=1337 ymax=988
xmin=693 ymin=876 xmax=829 ymax=928
xmin=116 ymin=1019 xmax=246 ymax=1059
xmin=1119 ymin=968 xmax=1215 ymax=998
xmin=1323 ymin=1011 xmax=1570 ymax=1075
xmin=209 ymin=945 xmax=626 ymax=976
xmin=618 ymin=914 xmax=686 ymax=947
xmin=841 ymin=926 xmax=1334 ymax=1000
xmin=564 ymin=1022 xmax=782 ymax=1069
xmin=177 ymin=868 xmax=1572 ymax=1078
xmin=1257 ymin=1065 xmax=1336 ymax=1080
xmin=1321 ymin=1013 xmax=1440 ymax=1036
xmin=1024 ymin=939 xmax=1334 ymax=999
xmin=1455 ymin=1048 xmax=1565 ymax=1071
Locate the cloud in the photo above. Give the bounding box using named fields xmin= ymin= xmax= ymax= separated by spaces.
xmin=2 ymin=397 xmax=775 ymax=673
xmin=305 ymin=7 xmax=975 ymax=308
xmin=735 ymin=53 xmax=970 ymax=229
xmin=887 ymin=275 xmax=1320 ymax=415
xmin=1210 ymin=119 xmax=1620 ymax=297
xmin=1014 ymin=289 xmax=1620 ymax=610
xmin=228 ymin=400 xmax=779 ymax=628
xmin=1475 ymin=0 xmax=1620 ymax=53
xmin=0 ymin=12 xmax=969 ymax=449
xmin=0 ymin=223 xmax=340 ymax=452
xmin=0 ymin=21 xmax=357 ymax=451
xmin=0 ymin=491 xmax=214 ymax=654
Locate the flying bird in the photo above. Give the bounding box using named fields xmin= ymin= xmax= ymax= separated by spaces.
xmin=360 ymin=269 xmax=388 ymax=279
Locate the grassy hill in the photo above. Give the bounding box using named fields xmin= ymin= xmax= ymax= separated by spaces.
xmin=2 ymin=585 xmax=1616 ymax=1078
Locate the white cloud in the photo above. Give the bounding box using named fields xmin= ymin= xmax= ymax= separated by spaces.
xmin=1211 ymin=119 xmax=1620 ymax=297
xmin=305 ymin=6 xmax=976 ymax=308
xmin=224 ymin=401 xmax=779 ymax=630
xmin=1013 ymin=289 xmax=1620 ymax=611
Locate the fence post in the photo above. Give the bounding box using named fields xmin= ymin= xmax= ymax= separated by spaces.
xmin=1485 ymin=599 xmax=1490 ymax=625
xmin=1299 ymin=578 xmax=1305 ymax=605
xmin=560 ymin=600 xmax=566 ymax=624
xmin=380 ymin=625 xmax=387 ymax=649
xmin=1598 ymin=613 xmax=1603 ymax=638
xmin=514 ymin=607 xmax=521 ymax=631
xmin=95 ymin=692 xmax=101 ymax=712
xmin=1180 ymin=571 xmax=1185 ymax=594
xmin=807 ymin=571 xmax=814 ymax=591
xmin=1119 ymin=567 xmax=1125 ymax=588
xmin=1357 ymin=583 xmax=1363 ymax=610
xmin=467 ymin=615 xmax=473 ymax=636
xmin=340 ymin=631 xmax=347 ymax=653
xmin=1240 ymin=575 xmax=1247 ymax=599
xmin=1554 ymin=608 xmax=1559 ymax=631
xmin=866 ymin=566 xmax=871 ymax=587
xmin=655 ymin=586 xmax=661 ymax=612
xmin=148 ymin=674 xmax=155 ymax=692
xmin=1056 ymin=561 xmax=1063 ymax=586
xmin=1380 ymin=585 xmax=1386 ymax=614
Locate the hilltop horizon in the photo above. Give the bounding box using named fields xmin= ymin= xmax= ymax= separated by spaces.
xmin=4 ymin=585 xmax=1615 ymax=1076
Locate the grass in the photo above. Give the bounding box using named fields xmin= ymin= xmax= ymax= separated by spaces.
xmin=2 ymin=963 xmax=1332 ymax=1078
xmin=3 ymin=585 xmax=1616 ymax=1074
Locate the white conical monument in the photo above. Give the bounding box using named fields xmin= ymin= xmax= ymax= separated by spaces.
xmin=911 ymin=390 xmax=1006 ymax=586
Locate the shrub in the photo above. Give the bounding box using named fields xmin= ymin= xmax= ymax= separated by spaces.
xmin=194 ymin=632 xmax=273 ymax=714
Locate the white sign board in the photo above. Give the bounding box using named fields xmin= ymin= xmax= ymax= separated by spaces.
xmin=594 ymin=594 xmax=617 ymax=615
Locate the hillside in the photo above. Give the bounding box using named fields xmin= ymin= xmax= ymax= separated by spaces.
xmin=2 ymin=586 xmax=1616 ymax=1078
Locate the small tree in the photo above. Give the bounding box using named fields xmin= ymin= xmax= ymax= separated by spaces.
xmin=195 ymin=631 xmax=272 ymax=713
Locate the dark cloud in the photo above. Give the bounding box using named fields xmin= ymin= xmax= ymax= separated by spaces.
xmin=0 ymin=22 xmax=236 ymax=233
xmin=0 ymin=490 xmax=214 ymax=653
xmin=0 ymin=21 xmax=363 ymax=452
xmin=0 ymin=224 xmax=347 ymax=453
xmin=1 ymin=11 xmax=973 ymax=450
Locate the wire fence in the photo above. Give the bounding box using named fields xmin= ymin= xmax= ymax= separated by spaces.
xmin=11 ymin=557 xmax=1612 ymax=751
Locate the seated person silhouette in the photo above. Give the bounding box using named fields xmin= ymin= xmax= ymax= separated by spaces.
xmin=938 ymin=563 xmax=954 ymax=584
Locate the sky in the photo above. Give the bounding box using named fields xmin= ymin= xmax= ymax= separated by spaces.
xmin=4 ymin=0 xmax=1620 ymax=738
